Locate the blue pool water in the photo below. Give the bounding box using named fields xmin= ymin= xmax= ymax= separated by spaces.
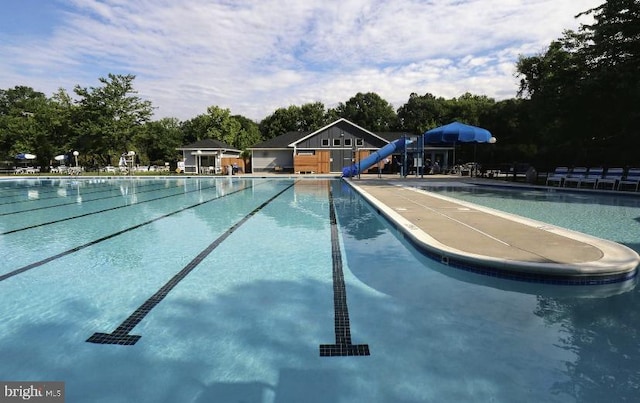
xmin=0 ymin=177 xmax=638 ymax=402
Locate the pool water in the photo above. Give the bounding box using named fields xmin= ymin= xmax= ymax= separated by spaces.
xmin=0 ymin=178 xmax=638 ymax=402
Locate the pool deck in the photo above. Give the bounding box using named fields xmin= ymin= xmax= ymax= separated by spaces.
xmin=345 ymin=175 xmax=640 ymax=284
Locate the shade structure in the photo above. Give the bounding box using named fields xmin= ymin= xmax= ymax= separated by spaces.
xmin=424 ymin=121 xmax=493 ymax=144
xmin=16 ymin=153 xmax=36 ymax=160
xmin=423 ymin=122 xmax=495 ymax=172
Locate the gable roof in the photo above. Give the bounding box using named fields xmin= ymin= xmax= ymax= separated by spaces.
xmin=250 ymin=131 xmax=311 ymax=149
xmin=289 ymin=118 xmax=388 ymax=147
xmin=248 ymin=118 xmax=396 ymax=150
xmin=178 ymin=138 xmax=239 ymax=152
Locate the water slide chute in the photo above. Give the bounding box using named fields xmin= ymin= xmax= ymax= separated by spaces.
xmin=341 ymin=137 xmax=413 ymax=177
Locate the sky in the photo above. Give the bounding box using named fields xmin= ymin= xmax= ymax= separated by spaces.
xmin=0 ymin=0 xmax=602 ymax=122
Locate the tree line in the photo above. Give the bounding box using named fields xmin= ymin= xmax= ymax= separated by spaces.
xmin=1 ymin=0 xmax=636 ymax=171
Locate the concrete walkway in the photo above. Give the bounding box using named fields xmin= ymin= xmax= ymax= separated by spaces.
xmin=346 ymin=177 xmax=640 ymax=283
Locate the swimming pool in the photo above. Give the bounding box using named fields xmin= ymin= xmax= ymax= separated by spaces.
xmin=1 ymin=177 xmax=638 ymax=402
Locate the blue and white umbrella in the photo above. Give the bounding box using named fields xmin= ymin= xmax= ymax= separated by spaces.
xmin=16 ymin=153 xmax=36 ymax=160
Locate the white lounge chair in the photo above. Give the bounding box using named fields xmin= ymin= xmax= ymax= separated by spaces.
xmin=617 ymin=168 xmax=640 ymax=191
xmin=577 ymin=167 xmax=603 ymax=189
xmin=595 ymin=168 xmax=624 ymax=190
xmin=546 ymin=167 xmax=569 ymax=187
xmin=563 ymin=167 xmax=588 ymax=188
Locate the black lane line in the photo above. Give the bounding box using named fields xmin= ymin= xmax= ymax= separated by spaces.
xmin=86 ymin=181 xmax=296 ymax=345
xmin=0 ymin=182 xmax=181 ymax=216
xmin=0 ymin=183 xmax=218 ymax=235
xmin=319 ymin=183 xmax=370 ymax=357
xmin=0 ymin=181 xmax=165 ymax=207
xmin=0 ymin=180 xmax=274 ymax=282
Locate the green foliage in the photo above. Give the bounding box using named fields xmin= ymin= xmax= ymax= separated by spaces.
xmin=0 ymin=86 xmax=73 ymax=168
xmin=397 ymin=92 xmax=495 ymax=134
xmin=258 ymin=102 xmax=329 ymax=140
xmin=515 ymin=0 xmax=640 ymax=166
xmin=181 ymin=106 xmax=243 ymax=148
xmin=332 ymin=92 xmax=397 ymax=132
xmin=232 ymin=114 xmax=262 ymax=151
xmin=135 ymin=118 xmax=183 ymax=164
xmin=73 ymin=74 xmax=153 ymax=164
xmin=397 ymin=92 xmax=448 ymax=134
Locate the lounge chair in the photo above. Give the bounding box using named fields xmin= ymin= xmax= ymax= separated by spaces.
xmin=546 ymin=167 xmax=569 ymax=187
xmin=617 ymin=168 xmax=640 ymax=191
xmin=577 ymin=167 xmax=603 ymax=189
xmin=595 ymin=168 xmax=624 ymax=190
xmin=563 ymin=167 xmax=588 ymax=188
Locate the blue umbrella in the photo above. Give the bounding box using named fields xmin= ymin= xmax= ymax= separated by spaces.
xmin=423 ymin=122 xmax=496 ymax=173
xmin=424 ymin=121 xmax=493 ymax=144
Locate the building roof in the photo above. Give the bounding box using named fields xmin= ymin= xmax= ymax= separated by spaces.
xmin=178 ymin=138 xmax=239 ymax=152
xmin=249 ymin=118 xmax=402 ymax=150
xmin=250 ymin=131 xmax=312 ymax=149
xmin=290 ymin=118 xmax=388 ymax=146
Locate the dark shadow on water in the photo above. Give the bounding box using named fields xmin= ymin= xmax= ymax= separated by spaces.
xmin=194 ymin=381 xmax=274 ymax=403
xmin=2 ymin=271 xmax=640 ymax=402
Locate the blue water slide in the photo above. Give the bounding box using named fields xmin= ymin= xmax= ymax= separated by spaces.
xmin=342 ymin=137 xmax=413 ymax=177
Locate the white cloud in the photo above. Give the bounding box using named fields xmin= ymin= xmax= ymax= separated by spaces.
xmin=0 ymin=0 xmax=602 ymax=121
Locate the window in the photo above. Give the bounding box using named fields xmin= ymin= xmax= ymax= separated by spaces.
xmin=333 ymin=138 xmax=341 ymax=147
xmin=344 ymin=138 xmax=352 ymax=147
xmin=321 ymin=139 xmax=329 ymax=147
xmin=356 ymin=138 xmax=364 ymax=146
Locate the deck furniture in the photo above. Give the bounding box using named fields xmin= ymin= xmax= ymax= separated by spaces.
xmin=577 ymin=167 xmax=603 ymax=188
xmin=595 ymin=168 xmax=624 ymax=190
xmin=546 ymin=167 xmax=569 ymax=187
xmin=617 ymin=168 xmax=640 ymax=191
xmin=563 ymin=167 xmax=588 ymax=188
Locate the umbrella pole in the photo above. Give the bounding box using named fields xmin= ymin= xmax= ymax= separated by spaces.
xmin=474 ymin=144 xmax=477 ymax=177
xmin=453 ymin=142 xmax=456 ymax=174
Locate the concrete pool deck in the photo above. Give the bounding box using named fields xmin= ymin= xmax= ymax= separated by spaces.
xmin=345 ymin=176 xmax=640 ymax=284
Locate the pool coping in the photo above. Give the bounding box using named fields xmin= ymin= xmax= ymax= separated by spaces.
xmin=345 ymin=178 xmax=640 ymax=285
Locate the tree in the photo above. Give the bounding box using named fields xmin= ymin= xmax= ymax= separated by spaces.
xmin=73 ymin=74 xmax=153 ymax=165
xmin=259 ymin=106 xmax=299 ymax=140
xmin=299 ymin=102 xmax=330 ymax=131
xmin=578 ymin=0 xmax=640 ymax=162
xmin=0 ymin=86 xmax=72 ymax=169
xmin=258 ymin=102 xmax=331 ymax=141
xmin=448 ymin=92 xmax=495 ymax=126
xmin=180 ymin=106 xmax=242 ymax=146
xmin=331 ymin=92 xmax=397 ymax=132
xmin=397 ymin=92 xmax=449 ymax=134
xmin=516 ymin=34 xmax=594 ymax=162
xmin=135 ymin=117 xmax=183 ymax=165
xmin=515 ymin=0 xmax=640 ymax=165
xmin=232 ymin=114 xmax=262 ymax=150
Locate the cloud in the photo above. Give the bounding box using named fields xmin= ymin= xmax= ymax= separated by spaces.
xmin=0 ymin=0 xmax=602 ymax=121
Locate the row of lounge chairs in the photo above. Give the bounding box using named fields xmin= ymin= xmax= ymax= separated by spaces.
xmin=546 ymin=167 xmax=640 ymax=191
